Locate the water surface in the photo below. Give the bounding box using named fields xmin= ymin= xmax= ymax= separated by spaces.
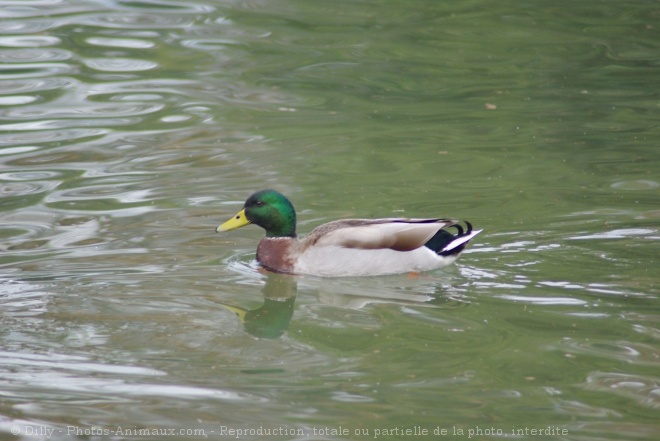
xmin=0 ymin=1 xmax=658 ymax=440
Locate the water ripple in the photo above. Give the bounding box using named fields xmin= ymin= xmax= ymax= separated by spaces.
xmin=562 ymin=339 xmax=660 ymax=367
xmin=611 ymin=179 xmax=659 ymax=191
xmin=583 ymin=372 xmax=660 ymax=409
xmin=0 ymin=62 xmax=74 ymax=79
xmin=0 ymin=146 xmax=40 ymax=156
xmin=79 ymin=78 xmax=199 ymax=105
xmin=47 ymin=184 xmax=156 ymax=205
xmin=1 ymin=344 xmax=271 ymax=412
xmin=0 ymin=118 xmax=142 ymax=131
xmin=0 ymin=77 xmax=72 ymax=94
xmin=0 ymin=179 xmax=58 ymax=198
xmin=3 ymin=102 xmax=165 ymax=120
xmin=0 ymin=47 xmax=72 ymax=62
xmin=82 ymin=58 xmax=159 ymax=72
xmin=0 ymin=350 xmax=164 ymax=377
xmin=0 ymin=279 xmax=52 ymax=317
xmin=568 ymin=228 xmax=658 ymax=240
xmin=0 ymin=95 xmax=38 ymax=105
xmin=85 ymin=36 xmax=156 ymax=49
xmin=0 ymin=35 xmax=61 ymax=47
xmin=79 ymin=12 xmax=199 ymax=30
xmin=495 ymin=294 xmax=588 ymax=306
xmin=0 ymin=127 xmax=109 ymax=147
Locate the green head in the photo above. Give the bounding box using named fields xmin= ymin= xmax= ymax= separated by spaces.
xmin=216 ymin=189 xmax=297 ymax=238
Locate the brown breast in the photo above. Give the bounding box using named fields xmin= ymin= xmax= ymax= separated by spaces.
xmin=256 ymin=237 xmax=297 ymax=274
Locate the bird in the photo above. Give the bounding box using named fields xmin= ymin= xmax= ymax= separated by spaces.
xmin=216 ymin=189 xmax=481 ymax=277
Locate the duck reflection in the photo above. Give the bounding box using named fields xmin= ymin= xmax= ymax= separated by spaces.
xmin=219 ymin=272 xmax=297 ymax=338
xmin=219 ymin=266 xmax=470 ymax=338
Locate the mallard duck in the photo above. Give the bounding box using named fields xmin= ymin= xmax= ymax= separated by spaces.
xmin=216 ymin=189 xmax=481 ymax=277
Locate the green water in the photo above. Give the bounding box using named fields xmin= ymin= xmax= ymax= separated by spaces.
xmin=0 ymin=1 xmax=658 ymax=440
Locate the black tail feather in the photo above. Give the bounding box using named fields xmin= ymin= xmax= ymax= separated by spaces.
xmin=424 ymin=221 xmax=477 ymax=257
xmin=452 ymin=223 xmax=465 ymax=236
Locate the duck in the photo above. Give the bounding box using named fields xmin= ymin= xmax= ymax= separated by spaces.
xmin=216 ymin=189 xmax=481 ymax=277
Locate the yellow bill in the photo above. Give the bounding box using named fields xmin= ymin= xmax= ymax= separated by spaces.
xmin=216 ymin=208 xmax=250 ymax=232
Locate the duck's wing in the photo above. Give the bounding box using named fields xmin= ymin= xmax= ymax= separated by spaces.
xmin=306 ymin=219 xmax=457 ymax=252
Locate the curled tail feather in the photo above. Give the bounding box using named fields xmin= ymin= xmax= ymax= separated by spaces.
xmin=424 ymin=221 xmax=481 ymax=257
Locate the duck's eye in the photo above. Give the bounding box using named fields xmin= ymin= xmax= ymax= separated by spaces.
xmin=255 ymin=201 xmax=265 ymax=207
